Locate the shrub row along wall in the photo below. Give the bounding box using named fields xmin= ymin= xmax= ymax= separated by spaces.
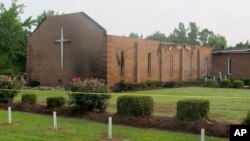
xmin=204 ymin=79 xmax=245 ymax=88
xmin=112 ymin=80 xmax=163 ymax=92
xmin=112 ymin=78 xmax=246 ymax=91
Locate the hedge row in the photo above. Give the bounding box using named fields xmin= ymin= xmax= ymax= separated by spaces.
xmin=112 ymin=80 xmax=163 ymax=92
xmin=204 ymin=79 xmax=245 ymax=88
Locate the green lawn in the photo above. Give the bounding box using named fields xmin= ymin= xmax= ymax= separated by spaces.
xmin=0 ymin=110 xmax=226 ymax=141
xmin=17 ymin=87 xmax=250 ymax=123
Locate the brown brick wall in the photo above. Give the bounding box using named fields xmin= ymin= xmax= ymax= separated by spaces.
xmin=27 ymin=12 xmax=214 ymax=86
xmin=27 ymin=13 xmax=107 ymax=86
xmin=106 ymin=35 xmax=213 ymax=85
xmin=212 ymin=53 xmax=250 ymax=79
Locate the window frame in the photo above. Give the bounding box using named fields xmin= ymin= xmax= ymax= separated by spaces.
xmin=228 ymin=57 xmax=232 ymax=75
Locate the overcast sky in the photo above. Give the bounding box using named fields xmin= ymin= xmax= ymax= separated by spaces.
xmin=2 ymin=0 xmax=250 ymax=46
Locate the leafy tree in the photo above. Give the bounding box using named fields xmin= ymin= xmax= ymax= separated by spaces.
xmin=0 ymin=0 xmax=35 ymax=75
xmin=198 ymin=28 xmax=214 ymax=46
xmin=166 ymin=22 xmax=227 ymax=48
xmin=234 ymin=40 xmax=250 ymax=48
xmin=145 ymin=31 xmax=168 ymax=42
xmin=167 ymin=22 xmax=188 ymax=44
xmin=187 ymin=22 xmax=200 ymax=45
xmin=128 ymin=32 xmax=143 ymax=39
xmin=198 ymin=28 xmax=227 ymax=48
xmin=207 ymin=34 xmax=227 ymax=48
xmin=36 ymin=10 xmax=58 ymax=25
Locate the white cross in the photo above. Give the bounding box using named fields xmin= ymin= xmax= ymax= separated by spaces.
xmin=55 ymin=28 xmax=71 ymax=70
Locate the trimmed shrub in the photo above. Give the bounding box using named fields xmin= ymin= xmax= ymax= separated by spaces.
xmin=0 ymin=80 xmax=21 ymax=103
xmin=232 ymin=80 xmax=244 ymax=88
xmin=117 ymin=96 xmax=154 ymax=117
xmin=240 ymin=79 xmax=250 ymax=86
xmin=177 ymin=99 xmax=209 ymax=121
xmin=243 ymin=111 xmax=250 ymax=125
xmin=46 ymin=97 xmax=66 ymax=108
xmin=69 ymin=78 xmax=111 ymax=112
xmin=69 ymin=94 xmax=111 ymax=112
xmin=220 ymin=79 xmax=231 ymax=88
xmin=205 ymin=79 xmax=217 ymax=87
xmin=21 ymin=94 xmax=37 ymax=105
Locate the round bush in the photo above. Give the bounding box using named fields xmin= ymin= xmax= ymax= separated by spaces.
xmin=0 ymin=80 xmax=20 ymax=103
xmin=69 ymin=94 xmax=111 ymax=112
xmin=232 ymin=80 xmax=244 ymax=88
xmin=205 ymin=79 xmax=217 ymax=87
xmin=117 ymin=96 xmax=154 ymax=117
xmin=69 ymin=78 xmax=111 ymax=113
xmin=243 ymin=111 xmax=250 ymax=125
xmin=21 ymin=94 xmax=37 ymax=105
xmin=220 ymin=79 xmax=231 ymax=88
xmin=46 ymin=97 xmax=66 ymax=108
xmin=177 ymin=99 xmax=209 ymax=121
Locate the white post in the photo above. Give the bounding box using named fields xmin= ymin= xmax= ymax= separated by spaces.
xmin=8 ymin=107 xmax=11 ymax=124
xmin=108 ymin=117 xmax=112 ymax=139
xmin=201 ymin=128 xmax=205 ymax=141
xmin=224 ymin=75 xmax=227 ymax=80
xmin=213 ymin=75 xmax=216 ymax=80
xmin=53 ymin=111 xmax=57 ymax=130
xmin=205 ymin=76 xmax=207 ymax=82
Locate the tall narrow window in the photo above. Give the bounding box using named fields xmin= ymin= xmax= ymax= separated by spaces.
xmin=228 ymin=57 xmax=232 ymax=75
xmin=170 ymin=55 xmax=173 ymax=77
xmin=189 ymin=56 xmax=193 ymax=76
xmin=205 ymin=57 xmax=208 ymax=74
xmin=148 ymin=53 xmax=151 ymax=76
xmin=120 ymin=51 xmax=124 ymax=76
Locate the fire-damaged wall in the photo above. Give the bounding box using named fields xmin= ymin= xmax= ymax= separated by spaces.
xmin=106 ymin=35 xmax=213 ymax=85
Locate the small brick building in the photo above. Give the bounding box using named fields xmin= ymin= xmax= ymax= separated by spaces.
xmin=212 ymin=48 xmax=250 ymax=79
xmin=27 ymin=12 xmax=213 ymax=86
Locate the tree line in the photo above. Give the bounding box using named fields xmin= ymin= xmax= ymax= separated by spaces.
xmin=129 ymin=22 xmax=228 ymax=48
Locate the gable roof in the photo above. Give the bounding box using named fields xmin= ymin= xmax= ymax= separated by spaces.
xmin=29 ymin=12 xmax=106 ymax=37
xmin=213 ymin=47 xmax=250 ymax=54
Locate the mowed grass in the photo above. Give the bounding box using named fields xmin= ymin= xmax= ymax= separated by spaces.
xmin=16 ymin=87 xmax=250 ymax=123
xmin=0 ymin=110 xmax=226 ymax=141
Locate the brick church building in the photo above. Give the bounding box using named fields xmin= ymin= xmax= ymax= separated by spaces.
xmin=27 ymin=12 xmax=214 ymax=86
xmin=212 ymin=47 xmax=250 ymax=79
